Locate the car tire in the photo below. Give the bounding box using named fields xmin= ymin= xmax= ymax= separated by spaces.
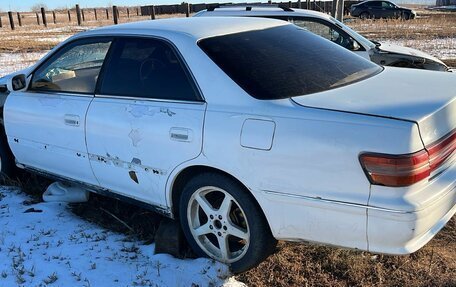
xmin=360 ymin=12 xmax=370 ymax=19
xmin=179 ymin=172 xmax=277 ymax=273
xmin=0 ymin=126 xmax=16 ymax=180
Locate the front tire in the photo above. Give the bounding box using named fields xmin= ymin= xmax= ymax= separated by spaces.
xmin=0 ymin=125 xmax=16 ymax=180
xmin=179 ymin=173 xmax=277 ymax=273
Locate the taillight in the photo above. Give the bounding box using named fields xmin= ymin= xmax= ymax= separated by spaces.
xmin=360 ymin=129 xmax=456 ymax=187
xmin=427 ymin=129 xmax=456 ymax=172
xmin=359 ymin=150 xmax=430 ymax=187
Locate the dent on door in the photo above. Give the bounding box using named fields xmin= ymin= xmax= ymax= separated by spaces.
xmin=85 ymin=99 xmax=205 ymax=207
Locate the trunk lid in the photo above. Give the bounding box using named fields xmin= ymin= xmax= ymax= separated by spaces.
xmin=292 ymin=67 xmax=456 ymax=146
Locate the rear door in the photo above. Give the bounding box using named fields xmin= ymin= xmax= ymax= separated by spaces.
xmin=366 ymin=1 xmax=382 ymax=17
xmin=85 ymin=37 xmax=205 ymax=207
xmin=4 ymin=38 xmax=112 ymax=184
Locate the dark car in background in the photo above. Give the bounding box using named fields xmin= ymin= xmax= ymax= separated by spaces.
xmin=350 ymin=0 xmax=417 ymax=19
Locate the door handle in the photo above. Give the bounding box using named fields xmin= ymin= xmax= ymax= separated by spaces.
xmin=64 ymin=114 xmax=80 ymax=126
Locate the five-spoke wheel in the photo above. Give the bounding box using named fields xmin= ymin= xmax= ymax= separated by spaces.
xmin=179 ymin=173 xmax=277 ymax=273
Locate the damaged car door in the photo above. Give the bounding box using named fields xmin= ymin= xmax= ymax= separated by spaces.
xmin=3 ymin=38 xmax=112 ymax=185
xmin=85 ymin=37 xmax=205 ymax=207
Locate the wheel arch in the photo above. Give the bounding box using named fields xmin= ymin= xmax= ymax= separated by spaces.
xmin=168 ymin=164 xmax=272 ymax=231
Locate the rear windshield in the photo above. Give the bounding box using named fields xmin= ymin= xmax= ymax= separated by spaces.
xmin=198 ymin=25 xmax=382 ymax=100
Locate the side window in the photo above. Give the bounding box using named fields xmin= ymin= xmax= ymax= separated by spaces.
xmin=99 ymin=37 xmax=200 ymax=101
xmin=290 ymin=19 xmax=361 ymax=51
xmin=382 ymin=1 xmax=394 ymax=8
xmin=31 ymin=39 xmax=112 ymax=94
xmin=367 ymin=1 xmax=381 ymax=7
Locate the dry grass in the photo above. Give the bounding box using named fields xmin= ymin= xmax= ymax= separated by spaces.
xmin=0 ymin=12 xmax=184 ymax=53
xmin=238 ymin=218 xmax=455 ymax=286
xmin=346 ymin=10 xmax=456 ymax=41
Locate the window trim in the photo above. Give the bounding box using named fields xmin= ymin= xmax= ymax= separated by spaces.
xmin=28 ymin=36 xmax=114 ymax=96
xmin=94 ymin=35 xmax=205 ymax=103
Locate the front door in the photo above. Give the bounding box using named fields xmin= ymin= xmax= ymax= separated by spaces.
xmin=4 ymin=38 xmax=112 ymax=185
xmin=85 ymin=37 xmax=205 ymax=207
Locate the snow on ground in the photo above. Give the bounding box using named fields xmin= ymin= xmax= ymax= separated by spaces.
xmin=0 ymin=187 xmax=245 ymax=287
xmin=0 ymin=52 xmax=48 ymax=78
xmin=381 ymin=37 xmax=456 ymax=60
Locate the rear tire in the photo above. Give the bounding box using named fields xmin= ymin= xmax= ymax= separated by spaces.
xmin=179 ymin=172 xmax=277 ymax=273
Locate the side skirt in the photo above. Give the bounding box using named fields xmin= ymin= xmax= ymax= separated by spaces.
xmin=19 ymin=164 xmax=173 ymax=218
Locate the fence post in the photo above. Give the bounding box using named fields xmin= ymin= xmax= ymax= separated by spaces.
xmin=113 ymin=6 xmax=119 ymax=24
xmin=94 ymin=9 xmax=98 ymax=20
xmin=105 ymin=9 xmax=109 ymax=19
xmin=76 ymin=4 xmax=82 ymax=25
xmin=81 ymin=9 xmax=85 ymax=21
xmin=17 ymin=12 xmax=22 ymax=27
xmin=185 ymin=3 xmax=190 ymax=17
xmin=36 ymin=12 xmax=40 ymax=25
xmin=331 ymin=0 xmax=337 ymax=16
xmin=336 ymin=0 xmax=344 ymax=20
xmin=136 ymin=7 xmax=139 ymax=16
xmin=0 ymin=16 xmax=2 ymax=28
xmin=52 ymin=11 xmax=56 ymax=24
xmin=298 ymin=0 xmax=302 ymax=8
xmin=127 ymin=8 xmax=130 ymax=18
xmin=150 ymin=5 xmax=156 ymax=20
xmin=68 ymin=10 xmax=71 ymax=22
xmin=8 ymin=11 xmax=15 ymax=30
xmin=41 ymin=7 xmax=47 ymax=27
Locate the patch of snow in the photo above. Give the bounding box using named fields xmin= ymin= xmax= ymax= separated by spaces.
xmin=0 ymin=187 xmax=244 ymax=287
xmin=381 ymin=37 xmax=456 ymax=60
xmin=0 ymin=52 xmax=48 ymax=78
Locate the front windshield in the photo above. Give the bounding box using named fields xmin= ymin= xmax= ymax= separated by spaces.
xmin=199 ymin=24 xmax=382 ymax=100
xmin=330 ymin=16 xmax=376 ymax=49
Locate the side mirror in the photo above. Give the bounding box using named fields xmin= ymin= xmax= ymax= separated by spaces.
xmin=7 ymin=74 xmax=27 ymax=92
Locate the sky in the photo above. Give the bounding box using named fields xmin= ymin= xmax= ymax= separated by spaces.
xmin=0 ymin=0 xmax=437 ymax=12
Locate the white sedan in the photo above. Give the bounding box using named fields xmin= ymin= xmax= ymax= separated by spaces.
xmin=0 ymin=17 xmax=455 ymax=273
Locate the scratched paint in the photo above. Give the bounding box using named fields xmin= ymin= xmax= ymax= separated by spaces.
xmin=160 ymin=108 xmax=176 ymax=117
xmin=88 ymin=154 xmax=166 ymax=176
xmin=126 ymin=105 xmax=158 ymax=118
xmin=128 ymin=129 xmax=142 ymax=147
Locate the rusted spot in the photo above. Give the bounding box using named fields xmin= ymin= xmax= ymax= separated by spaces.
xmin=131 ymin=158 xmax=142 ymax=165
xmin=152 ymin=169 xmax=159 ymax=174
xmin=76 ymin=152 xmax=81 ymax=157
xmin=129 ymin=171 xmax=139 ymax=184
xmin=160 ymin=108 xmax=176 ymax=117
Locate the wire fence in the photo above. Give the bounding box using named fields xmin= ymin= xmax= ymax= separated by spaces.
xmin=0 ymin=1 xmax=359 ymax=30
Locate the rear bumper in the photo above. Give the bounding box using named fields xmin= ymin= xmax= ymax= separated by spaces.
xmin=255 ymin=160 xmax=455 ymax=254
xmin=367 ymin=161 xmax=456 ymax=254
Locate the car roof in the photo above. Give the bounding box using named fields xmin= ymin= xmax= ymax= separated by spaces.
xmin=81 ymin=17 xmax=288 ymax=40
xmin=195 ymin=6 xmax=333 ymax=21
